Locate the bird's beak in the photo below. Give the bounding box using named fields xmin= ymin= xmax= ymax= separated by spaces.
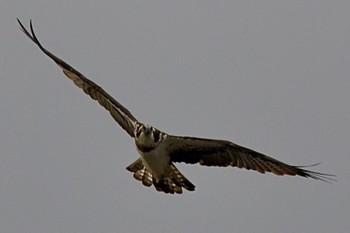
xmin=144 ymin=127 xmax=152 ymax=135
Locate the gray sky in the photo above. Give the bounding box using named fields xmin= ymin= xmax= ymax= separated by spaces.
xmin=2 ymin=1 xmax=349 ymax=232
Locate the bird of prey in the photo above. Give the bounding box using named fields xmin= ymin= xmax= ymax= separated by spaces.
xmin=18 ymin=19 xmax=334 ymax=194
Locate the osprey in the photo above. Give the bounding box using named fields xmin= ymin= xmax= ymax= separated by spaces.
xmin=18 ymin=19 xmax=334 ymax=194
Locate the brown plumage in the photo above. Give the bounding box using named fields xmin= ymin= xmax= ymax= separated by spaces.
xmin=18 ymin=19 xmax=334 ymax=194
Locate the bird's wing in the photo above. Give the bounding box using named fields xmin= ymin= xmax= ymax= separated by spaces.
xmin=18 ymin=19 xmax=138 ymax=137
xmin=165 ymin=135 xmax=335 ymax=182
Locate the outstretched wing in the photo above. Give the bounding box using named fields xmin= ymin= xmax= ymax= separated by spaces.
xmin=18 ymin=19 xmax=138 ymax=137
xmin=165 ymin=135 xmax=335 ymax=182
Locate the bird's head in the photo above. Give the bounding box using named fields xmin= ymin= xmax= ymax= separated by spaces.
xmin=135 ymin=124 xmax=161 ymax=152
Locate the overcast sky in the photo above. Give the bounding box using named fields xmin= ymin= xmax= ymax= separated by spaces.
xmin=2 ymin=1 xmax=349 ymax=233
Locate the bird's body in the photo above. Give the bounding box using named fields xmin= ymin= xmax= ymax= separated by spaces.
xmin=131 ymin=124 xmax=195 ymax=193
xmin=18 ymin=19 xmax=334 ymax=194
xmin=136 ymin=126 xmax=170 ymax=179
xmin=139 ymin=149 xmax=169 ymax=179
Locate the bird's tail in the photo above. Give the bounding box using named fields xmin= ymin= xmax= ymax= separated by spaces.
xmin=126 ymin=159 xmax=195 ymax=194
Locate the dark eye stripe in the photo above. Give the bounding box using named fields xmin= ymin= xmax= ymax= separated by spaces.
xmin=135 ymin=125 xmax=144 ymax=137
xmin=153 ymin=128 xmax=160 ymax=142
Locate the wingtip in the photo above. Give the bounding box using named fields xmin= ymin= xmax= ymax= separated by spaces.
xmin=17 ymin=18 xmax=24 ymax=30
xmin=300 ymin=166 xmax=336 ymax=184
xmin=30 ymin=19 xmax=34 ymax=32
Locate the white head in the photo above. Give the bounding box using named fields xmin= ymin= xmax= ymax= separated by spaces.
xmin=135 ymin=124 xmax=160 ymax=152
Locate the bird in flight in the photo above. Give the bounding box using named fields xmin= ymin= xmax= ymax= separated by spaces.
xmin=18 ymin=19 xmax=334 ymax=194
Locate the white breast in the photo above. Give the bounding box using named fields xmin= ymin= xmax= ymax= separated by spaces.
xmin=136 ymin=143 xmax=170 ymax=180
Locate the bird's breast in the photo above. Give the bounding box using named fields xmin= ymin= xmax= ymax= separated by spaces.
xmin=136 ymin=145 xmax=170 ymax=179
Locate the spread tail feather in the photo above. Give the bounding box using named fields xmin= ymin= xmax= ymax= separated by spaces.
xmin=126 ymin=159 xmax=195 ymax=194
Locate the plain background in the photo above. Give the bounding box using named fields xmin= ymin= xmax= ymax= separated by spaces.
xmin=2 ymin=1 xmax=349 ymax=232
